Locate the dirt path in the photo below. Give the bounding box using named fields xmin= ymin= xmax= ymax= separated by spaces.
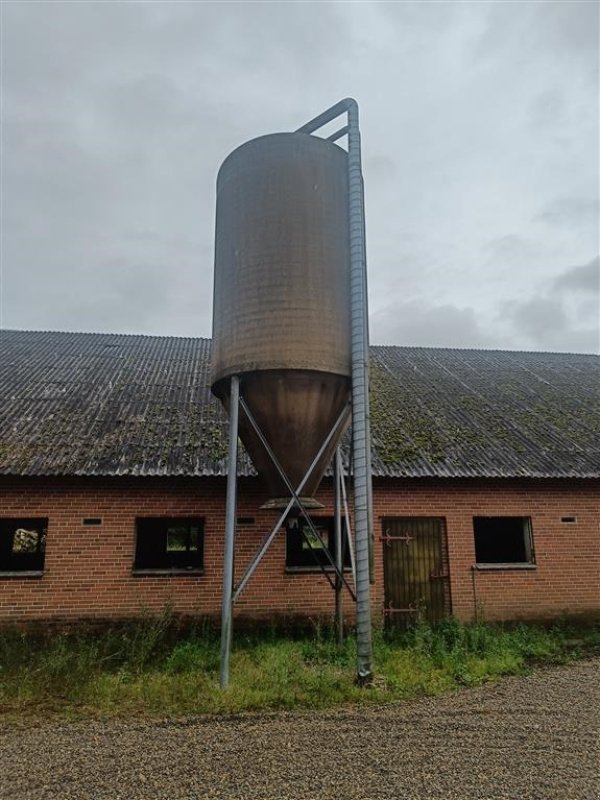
xmin=1 ymin=658 xmax=598 ymax=800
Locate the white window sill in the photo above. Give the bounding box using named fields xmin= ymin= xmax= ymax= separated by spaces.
xmin=285 ymin=566 xmax=352 ymax=574
xmin=132 ymin=569 xmax=204 ymax=577
xmin=0 ymin=570 xmax=44 ymax=579
xmin=475 ymin=563 xmax=536 ymax=571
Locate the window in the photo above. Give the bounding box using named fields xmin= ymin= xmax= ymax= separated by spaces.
xmin=286 ymin=516 xmax=351 ymax=570
xmin=0 ymin=518 xmax=47 ymax=573
xmin=473 ymin=516 xmax=534 ymax=566
xmin=134 ymin=518 xmax=204 ymax=572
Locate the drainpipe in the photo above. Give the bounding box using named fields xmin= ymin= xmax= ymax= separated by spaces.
xmin=471 ymin=565 xmax=479 ymax=624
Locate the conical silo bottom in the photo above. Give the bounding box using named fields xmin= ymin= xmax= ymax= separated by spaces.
xmin=217 ymin=370 xmax=350 ymax=501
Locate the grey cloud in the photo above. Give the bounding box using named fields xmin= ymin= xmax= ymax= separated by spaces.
xmin=536 ymin=197 xmax=600 ymax=228
xmin=2 ymin=1 xmax=353 ymax=334
xmin=505 ymin=293 xmax=598 ymax=353
xmin=509 ymin=296 xmax=567 ymax=342
xmin=4 ymin=2 xmax=348 ymax=87
xmin=529 ymin=89 xmax=566 ymax=128
xmin=371 ymin=301 xmax=496 ymax=349
xmin=7 ymin=245 xmax=212 ymax=338
xmin=364 ymin=155 xmax=398 ymax=182
xmin=502 ymin=256 xmax=599 ymax=353
xmin=2 ymin=2 xmax=597 ymax=355
xmin=484 ymin=235 xmax=540 ymax=262
xmin=379 ymin=2 xmax=465 ymax=34
xmin=474 ymin=2 xmax=599 ymax=63
xmin=533 ymin=2 xmax=600 ymax=54
xmin=552 ymin=257 xmax=600 ymax=293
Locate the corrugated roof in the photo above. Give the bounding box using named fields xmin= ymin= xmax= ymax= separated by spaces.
xmin=1 ymin=329 xmax=598 ymax=479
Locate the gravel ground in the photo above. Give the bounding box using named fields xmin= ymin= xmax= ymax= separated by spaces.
xmin=1 ymin=658 xmax=598 ymax=800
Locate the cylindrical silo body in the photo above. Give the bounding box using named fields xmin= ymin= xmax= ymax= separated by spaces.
xmin=211 ymin=132 xmax=351 ymax=499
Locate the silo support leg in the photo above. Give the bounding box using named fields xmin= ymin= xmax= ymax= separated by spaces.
xmin=334 ymin=448 xmax=344 ymax=646
xmin=220 ymin=375 xmax=240 ymax=690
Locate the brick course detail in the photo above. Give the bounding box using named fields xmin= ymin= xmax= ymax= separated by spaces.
xmin=0 ymin=476 xmax=598 ymax=625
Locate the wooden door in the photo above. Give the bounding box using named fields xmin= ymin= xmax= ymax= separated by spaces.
xmin=382 ymin=517 xmax=451 ymax=627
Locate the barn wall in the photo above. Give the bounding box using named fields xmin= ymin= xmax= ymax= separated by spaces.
xmin=0 ymin=476 xmax=598 ymax=625
xmin=371 ymin=478 xmax=599 ymax=624
xmin=0 ymin=476 xmax=347 ymax=625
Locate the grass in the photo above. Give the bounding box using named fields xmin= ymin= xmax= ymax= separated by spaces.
xmin=0 ymin=613 xmax=598 ymax=721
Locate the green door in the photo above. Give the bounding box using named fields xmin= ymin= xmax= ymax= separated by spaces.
xmin=382 ymin=517 xmax=451 ymax=628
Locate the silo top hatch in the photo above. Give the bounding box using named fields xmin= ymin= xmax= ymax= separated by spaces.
xmin=211 ymin=131 xmax=351 ymax=391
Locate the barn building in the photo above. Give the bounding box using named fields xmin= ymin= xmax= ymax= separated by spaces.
xmin=1 ymin=329 xmax=598 ymax=627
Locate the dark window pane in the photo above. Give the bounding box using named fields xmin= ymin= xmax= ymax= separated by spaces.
xmin=135 ymin=518 xmax=204 ymax=570
xmin=0 ymin=519 xmax=47 ymax=572
xmin=286 ymin=517 xmax=350 ymax=569
xmin=473 ymin=517 xmax=533 ymax=564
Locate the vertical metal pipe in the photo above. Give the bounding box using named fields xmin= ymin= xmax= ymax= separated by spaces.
xmin=219 ymin=375 xmax=240 ymax=689
xmin=346 ymin=99 xmax=373 ymax=681
xmin=361 ymin=173 xmax=375 ymax=586
xmin=334 ymin=448 xmax=343 ymax=646
xmin=340 ymin=459 xmax=356 ymax=587
xmin=471 ymin=565 xmax=479 ymax=623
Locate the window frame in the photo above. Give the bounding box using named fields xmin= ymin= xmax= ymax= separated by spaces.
xmin=0 ymin=518 xmax=48 ymax=577
xmin=133 ymin=517 xmax=205 ymax=575
xmin=473 ymin=515 xmax=536 ymax=570
xmin=285 ymin=515 xmax=351 ymax=573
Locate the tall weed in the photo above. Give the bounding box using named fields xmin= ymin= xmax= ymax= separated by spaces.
xmin=1 ymin=617 xmax=596 ymax=718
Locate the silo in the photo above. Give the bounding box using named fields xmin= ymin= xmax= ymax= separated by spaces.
xmin=211 ymin=132 xmax=351 ymax=500
xmin=216 ymin=100 xmax=373 ymax=690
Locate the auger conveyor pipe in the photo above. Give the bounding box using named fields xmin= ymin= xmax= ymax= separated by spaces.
xmin=299 ymin=97 xmax=373 ymax=680
xmin=345 ymin=99 xmax=373 ymax=682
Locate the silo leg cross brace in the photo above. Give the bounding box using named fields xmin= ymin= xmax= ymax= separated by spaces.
xmin=235 ymin=395 xmax=356 ymax=601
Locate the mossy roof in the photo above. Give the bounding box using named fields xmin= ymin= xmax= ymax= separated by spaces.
xmin=1 ymin=330 xmax=598 ymax=479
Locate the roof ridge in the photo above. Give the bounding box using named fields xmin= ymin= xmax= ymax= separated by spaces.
xmin=1 ymin=330 xmax=597 ymax=358
xmin=0 ymin=328 xmax=212 ymax=343
xmin=371 ymin=343 xmax=599 ymax=358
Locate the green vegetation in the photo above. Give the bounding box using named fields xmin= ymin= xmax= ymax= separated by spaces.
xmin=368 ymin=361 xmax=449 ymax=464
xmin=0 ymin=614 xmax=597 ymax=721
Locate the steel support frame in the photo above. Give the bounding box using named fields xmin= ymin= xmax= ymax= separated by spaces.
xmin=219 ymin=390 xmax=354 ymax=688
xmin=219 ymin=375 xmax=240 ymax=689
xmin=234 ymin=399 xmax=355 ymax=602
xmin=334 ymin=449 xmax=344 ymax=645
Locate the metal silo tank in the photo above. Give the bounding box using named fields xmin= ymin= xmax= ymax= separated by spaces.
xmin=211 ymin=132 xmax=351 ymax=499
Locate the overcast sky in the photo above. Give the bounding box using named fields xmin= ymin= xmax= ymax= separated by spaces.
xmin=1 ymin=1 xmax=598 ymax=353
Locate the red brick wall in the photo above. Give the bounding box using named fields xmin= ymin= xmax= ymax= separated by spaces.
xmin=0 ymin=476 xmax=597 ymax=625
xmin=371 ymin=478 xmax=599 ymax=624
